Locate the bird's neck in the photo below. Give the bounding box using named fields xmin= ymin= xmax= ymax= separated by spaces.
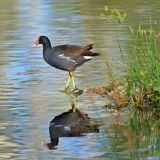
xmin=42 ymin=42 xmax=52 ymax=62
xmin=42 ymin=41 xmax=52 ymax=51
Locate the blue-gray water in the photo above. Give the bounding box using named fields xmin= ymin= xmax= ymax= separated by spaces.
xmin=0 ymin=0 xmax=160 ymax=159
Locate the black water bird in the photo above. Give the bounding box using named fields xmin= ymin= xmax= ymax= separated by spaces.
xmin=34 ymin=36 xmax=99 ymax=90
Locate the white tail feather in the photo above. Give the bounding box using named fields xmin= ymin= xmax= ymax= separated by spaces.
xmin=84 ymin=56 xmax=93 ymax=60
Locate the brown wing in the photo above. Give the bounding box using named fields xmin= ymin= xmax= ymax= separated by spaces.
xmin=55 ymin=44 xmax=99 ymax=57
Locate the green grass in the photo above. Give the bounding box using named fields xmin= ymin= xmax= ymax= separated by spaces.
xmin=127 ymin=26 xmax=160 ymax=92
xmin=125 ymin=26 xmax=160 ymax=107
xmin=101 ymin=5 xmax=126 ymax=24
xmin=101 ymin=6 xmax=160 ymax=109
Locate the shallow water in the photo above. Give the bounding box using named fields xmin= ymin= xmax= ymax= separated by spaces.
xmin=0 ymin=0 xmax=160 ymax=159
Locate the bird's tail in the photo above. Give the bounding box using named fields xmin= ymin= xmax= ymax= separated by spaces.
xmin=84 ymin=44 xmax=93 ymax=50
xmin=83 ymin=44 xmax=100 ymax=57
xmin=91 ymin=52 xmax=100 ymax=56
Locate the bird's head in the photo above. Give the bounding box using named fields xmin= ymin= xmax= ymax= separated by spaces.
xmin=33 ymin=36 xmax=51 ymax=47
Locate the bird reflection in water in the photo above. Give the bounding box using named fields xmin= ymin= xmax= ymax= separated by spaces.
xmin=43 ymin=93 xmax=99 ymax=149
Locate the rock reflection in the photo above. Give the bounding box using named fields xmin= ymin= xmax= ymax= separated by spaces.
xmin=44 ymin=93 xmax=99 ymax=150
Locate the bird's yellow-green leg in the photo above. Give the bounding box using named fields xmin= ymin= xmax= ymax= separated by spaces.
xmin=70 ymin=72 xmax=76 ymax=89
xmin=65 ymin=73 xmax=71 ymax=90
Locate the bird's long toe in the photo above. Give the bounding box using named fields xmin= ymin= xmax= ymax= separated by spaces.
xmin=71 ymin=87 xmax=83 ymax=94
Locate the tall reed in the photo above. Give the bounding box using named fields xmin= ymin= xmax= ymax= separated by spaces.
xmin=125 ymin=26 xmax=160 ymax=107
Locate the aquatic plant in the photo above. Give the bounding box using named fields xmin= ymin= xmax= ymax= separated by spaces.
xmin=101 ymin=5 xmax=126 ymax=24
xmin=99 ymin=6 xmax=160 ymax=109
xmin=125 ymin=26 xmax=160 ymax=108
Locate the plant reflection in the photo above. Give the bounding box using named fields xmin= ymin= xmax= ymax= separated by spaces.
xmin=102 ymin=110 xmax=160 ymax=159
xmin=43 ymin=92 xmax=99 ymax=149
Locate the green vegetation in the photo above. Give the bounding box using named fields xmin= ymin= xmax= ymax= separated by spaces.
xmin=104 ymin=6 xmax=160 ymax=110
xmin=125 ymin=26 xmax=160 ymax=107
xmin=86 ymin=6 xmax=160 ymax=111
xmin=101 ymin=5 xmax=126 ymax=24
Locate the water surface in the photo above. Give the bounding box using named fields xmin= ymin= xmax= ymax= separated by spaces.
xmin=0 ymin=0 xmax=160 ymax=159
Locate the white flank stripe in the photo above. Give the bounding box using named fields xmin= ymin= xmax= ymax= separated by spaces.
xmin=58 ymin=54 xmax=64 ymax=57
xmin=84 ymin=56 xmax=93 ymax=60
xmin=58 ymin=54 xmax=77 ymax=63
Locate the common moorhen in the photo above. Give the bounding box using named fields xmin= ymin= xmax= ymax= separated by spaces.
xmin=34 ymin=36 xmax=99 ymax=91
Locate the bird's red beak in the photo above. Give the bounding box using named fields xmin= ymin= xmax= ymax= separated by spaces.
xmin=43 ymin=143 xmax=49 ymax=148
xmin=33 ymin=37 xmax=40 ymax=46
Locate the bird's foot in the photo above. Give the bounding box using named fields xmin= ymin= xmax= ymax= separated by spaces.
xmin=58 ymin=87 xmax=73 ymax=93
xmin=58 ymin=88 xmax=69 ymax=93
xmin=58 ymin=87 xmax=83 ymax=95
xmin=71 ymin=88 xmax=83 ymax=95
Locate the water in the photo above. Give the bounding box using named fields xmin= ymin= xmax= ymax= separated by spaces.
xmin=0 ymin=0 xmax=160 ymax=159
